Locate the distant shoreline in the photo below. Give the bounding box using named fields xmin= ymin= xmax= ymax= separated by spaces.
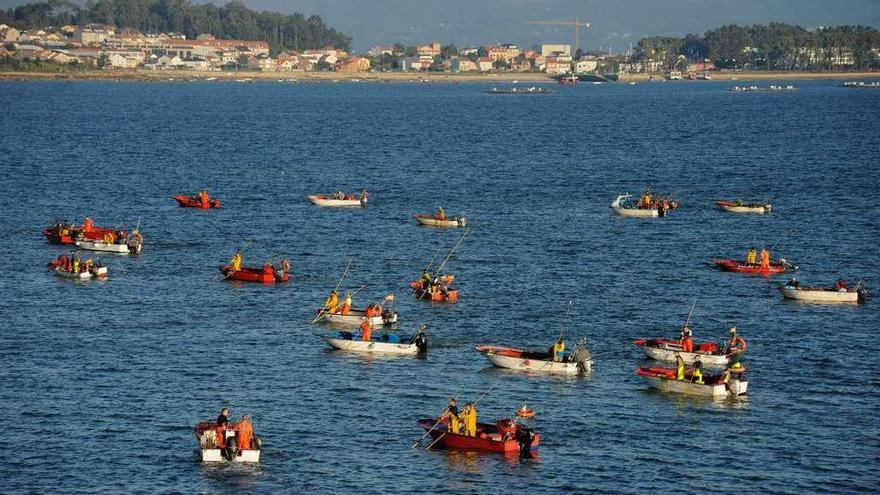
xmin=1 ymin=69 xmax=878 ymax=83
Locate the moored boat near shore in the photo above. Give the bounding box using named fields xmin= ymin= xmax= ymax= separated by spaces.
xmin=779 ymin=279 xmax=867 ymax=303
xmin=714 ymin=200 xmax=772 ymax=214
xmin=635 ymin=366 xmax=748 ymax=397
xmin=475 ymin=341 xmax=592 ymax=374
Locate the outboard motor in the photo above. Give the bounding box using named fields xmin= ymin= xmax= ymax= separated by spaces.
xmin=412 ymin=330 xmax=428 ymax=354
xmin=516 ymin=427 xmax=535 ymax=459
xmin=857 ymin=287 xmax=868 ymax=303
xmin=253 ymin=437 xmax=263 ymax=450
xmin=223 ymin=436 xmax=238 ymax=461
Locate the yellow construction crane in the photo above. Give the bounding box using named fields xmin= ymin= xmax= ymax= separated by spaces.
xmin=524 ymin=18 xmax=591 ymax=55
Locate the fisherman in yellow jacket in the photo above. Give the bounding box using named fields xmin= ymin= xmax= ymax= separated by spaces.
xmin=746 ymin=247 xmax=757 ymax=265
xmin=552 ymin=338 xmax=566 ymax=362
xmin=323 ymin=290 xmax=339 ymax=313
xmin=442 ymin=398 xmax=460 ymax=434
xmin=230 ymin=251 xmax=243 ymax=271
xmin=459 ymin=402 xmax=477 ymax=437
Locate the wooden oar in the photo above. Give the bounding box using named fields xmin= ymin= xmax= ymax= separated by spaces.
xmin=426 ymin=433 xmax=446 ymax=450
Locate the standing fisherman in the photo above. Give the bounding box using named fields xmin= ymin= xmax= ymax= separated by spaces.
xmin=552 ymin=338 xmax=566 ymax=362
xmin=360 ymin=319 xmax=372 ymax=342
xmin=675 ymin=352 xmax=686 ymax=380
xmin=323 ymin=290 xmax=339 ymax=313
xmin=441 ymin=398 xmax=460 ymax=434
xmin=760 ymin=247 xmax=771 ymax=269
xmin=230 ymin=250 xmax=243 ymax=271
xmin=340 ymin=292 xmax=353 ymax=315
xmin=459 ymin=402 xmax=477 ymax=437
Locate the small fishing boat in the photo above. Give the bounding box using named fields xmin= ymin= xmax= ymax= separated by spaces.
xmin=413 ymin=213 xmax=467 ymax=228
xmin=320 ymin=327 xmax=427 ymax=355
xmin=75 ymin=230 xmax=143 ymax=254
xmin=410 ymin=279 xmax=459 ymax=302
xmin=714 ymin=200 xmax=772 ymax=214
xmin=633 ymin=338 xmax=740 ymax=367
xmin=485 ymin=86 xmax=551 ymax=94
xmin=172 ymin=194 xmax=221 ymax=209
xmin=416 ymin=417 xmax=539 ymax=455
xmin=778 ymin=280 xmax=867 ymax=303
xmin=475 ymin=341 xmax=592 ymax=374
xmin=195 ymin=421 xmax=262 ymax=463
xmin=47 ymin=255 xmax=108 ymax=279
xmin=307 ymin=193 xmax=367 ymax=208
xmin=218 ymin=265 xmax=289 ymax=283
xmin=610 ymin=194 xmax=675 ymax=218
xmin=318 ymin=307 xmax=398 ymax=327
xmin=635 ymin=366 xmax=748 ymax=397
xmin=714 ymin=258 xmax=795 ymax=275
xmin=43 ymin=218 xmax=117 ymax=244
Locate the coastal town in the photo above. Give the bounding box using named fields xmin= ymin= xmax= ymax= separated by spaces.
xmin=2 ymin=21 xmax=879 ymax=80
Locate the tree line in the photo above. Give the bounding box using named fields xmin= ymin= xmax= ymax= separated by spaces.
xmin=634 ymin=23 xmax=880 ymax=70
xmin=0 ymin=0 xmax=352 ymax=54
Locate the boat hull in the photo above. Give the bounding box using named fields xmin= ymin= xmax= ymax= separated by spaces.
xmin=218 ymin=265 xmax=288 ymax=283
xmin=411 ymin=286 xmax=458 ymax=302
xmin=319 ymin=309 xmax=397 ymax=327
xmin=476 ymin=345 xmax=591 ymax=374
xmin=51 ymin=265 xmax=107 ymax=279
xmin=610 ymin=195 xmax=664 ymax=217
xmin=413 ymin=215 xmax=467 ymax=228
xmin=417 ymin=418 xmax=540 ymax=454
xmin=321 ymin=334 xmax=423 ymax=355
xmin=714 ymin=201 xmax=771 ymax=214
xmin=75 ymin=239 xmax=140 ymax=254
xmin=779 ymin=286 xmax=862 ymax=303
xmin=636 ymin=367 xmax=748 ymax=397
xmin=173 ymin=195 xmax=220 ymax=209
xmin=632 ymin=339 xmax=735 ymax=367
xmin=200 ymin=448 xmax=260 ymax=463
xmin=714 ymin=259 xmax=788 ymax=275
xmin=307 ymin=195 xmax=365 ymax=208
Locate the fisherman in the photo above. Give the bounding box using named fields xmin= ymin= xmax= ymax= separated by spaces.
xmin=788 ymin=276 xmax=799 ymax=288
xmin=340 ymin=292 xmax=352 ymax=315
xmin=279 ymin=257 xmax=291 ymax=274
xmin=230 ymin=250 xmax=243 ymax=271
xmin=675 ymin=352 xmax=686 ymax=381
xmin=725 ymin=326 xmax=747 ymax=355
xmin=460 ymin=402 xmax=477 ymax=437
xmin=199 ymin=190 xmax=210 ymax=208
xmin=103 ymin=232 xmax=114 ymax=244
xmin=760 ymin=247 xmax=770 ymax=269
xmin=835 ymin=279 xmax=848 ymax=290
xmin=73 ymin=257 xmax=80 ymax=274
xmin=420 ymin=270 xmax=432 ymax=291
xmin=691 ymin=355 xmax=704 ymax=384
xmin=82 ymin=217 xmax=94 ymax=232
xmin=262 ymin=261 xmax=274 ymax=277
xmin=359 ymin=189 xmax=368 ymax=201
xmin=237 ymin=414 xmax=253 ymax=450
xmin=216 ymin=408 xmax=230 ymax=448
xmin=441 ymin=398 xmax=460 ymax=434
xmin=115 ymin=230 xmax=125 ymax=244
xmin=334 ymin=190 xmax=344 ymax=200
xmin=360 ymin=319 xmax=372 ymax=342
xmin=553 ymin=337 xmax=566 ymax=362
xmin=746 ymin=247 xmax=757 ymax=265
xmin=324 ymin=290 xmax=339 ymax=313
xmin=680 ymin=326 xmax=694 ymax=353
xmin=436 ymin=206 xmax=446 ymax=221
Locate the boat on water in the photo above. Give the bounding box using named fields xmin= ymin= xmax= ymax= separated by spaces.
xmin=610 ymin=194 xmax=677 ymax=218
xmin=841 ymin=81 xmax=880 ymax=88
xmin=730 ymin=85 xmax=797 ymax=92
xmin=714 ymin=258 xmax=795 ymax=275
xmin=317 ymin=306 xmax=398 ymax=327
xmin=778 ymin=279 xmax=867 ymax=303
xmin=635 ymin=366 xmax=748 ymax=397
xmin=172 ymin=193 xmax=220 ymax=209
xmin=714 ymin=200 xmax=772 ymax=214
xmin=416 ymin=417 xmax=539 ymax=455
xmin=43 ymin=218 xmax=118 ymax=245
xmin=475 ymin=340 xmax=592 ymax=374
xmin=553 ymin=72 xmax=617 ymax=83
xmin=413 ymin=213 xmax=467 ymax=228
xmin=633 ymin=338 xmax=741 ymax=367
xmin=195 ymin=421 xmax=261 ymax=463
xmin=558 ymin=75 xmax=578 ymax=85
xmin=75 ymin=230 xmax=143 ymax=254
xmin=410 ymin=275 xmax=458 ymax=302
xmin=485 ymin=87 xmax=551 ymax=94
xmin=47 ymin=255 xmax=108 ymax=279
xmin=320 ymin=326 xmax=427 ymax=355
xmin=307 ymin=191 xmax=367 ymax=208
xmin=218 ymin=264 xmax=289 ymax=283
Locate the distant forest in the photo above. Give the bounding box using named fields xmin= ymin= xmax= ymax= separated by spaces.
xmin=0 ymin=0 xmax=352 ymax=53
xmin=635 ymin=23 xmax=880 ymax=70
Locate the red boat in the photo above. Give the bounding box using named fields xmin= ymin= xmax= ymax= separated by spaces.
xmin=714 ymin=258 xmax=794 ymax=275
xmin=43 ymin=218 xmax=121 ymax=245
xmin=409 ymin=280 xmax=458 ymax=302
xmin=417 ymin=417 xmax=539 ymax=455
xmin=218 ymin=265 xmax=289 ymax=283
xmin=173 ymin=194 xmax=221 ymax=209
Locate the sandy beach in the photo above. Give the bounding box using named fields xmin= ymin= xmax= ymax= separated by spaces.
xmin=0 ymin=68 xmax=877 ymax=83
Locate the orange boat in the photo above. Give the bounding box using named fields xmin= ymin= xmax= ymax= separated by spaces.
xmin=410 ymin=277 xmax=458 ymax=302
xmin=173 ymin=194 xmax=221 ymax=209
xmin=218 ymin=265 xmax=289 ymax=283
xmin=417 ymin=417 xmax=539 ymax=456
xmin=43 ymin=218 xmax=121 ymax=245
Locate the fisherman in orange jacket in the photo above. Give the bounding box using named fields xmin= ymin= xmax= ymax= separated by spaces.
xmin=760 ymin=248 xmax=771 ymax=269
xmin=360 ymin=319 xmax=372 ymax=342
xmin=340 ymin=292 xmax=352 ymax=315
xmin=237 ymin=414 xmax=253 ymax=450
xmin=199 ymin=190 xmax=210 ymax=208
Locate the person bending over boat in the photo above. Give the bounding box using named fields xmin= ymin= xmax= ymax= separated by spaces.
xmin=746 ymin=247 xmax=757 ymax=265
xmin=230 ymin=251 xmax=243 ymax=271
xmin=460 ymin=402 xmax=477 ymax=437
xmin=436 ymin=206 xmax=446 ymax=221
xmin=323 ymin=290 xmax=339 ymax=313
xmin=441 ymin=398 xmax=460 ymax=434
xmin=680 ymin=327 xmax=694 ymax=353
xmin=552 ymin=338 xmax=566 ymax=362
xmin=675 ymin=352 xmax=686 ymax=380
xmin=360 ymin=320 xmax=372 ymax=342
xmin=691 ymin=356 xmax=704 ymax=384
xmin=340 ymin=292 xmax=352 ymax=315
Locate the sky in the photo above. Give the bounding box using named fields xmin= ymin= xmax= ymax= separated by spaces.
xmin=2 ymin=0 xmax=879 ymax=52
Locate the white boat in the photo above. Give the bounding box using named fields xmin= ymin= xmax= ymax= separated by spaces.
xmin=779 ymin=281 xmax=867 ymax=303
xmin=413 ymin=214 xmax=467 ymax=228
xmin=633 ymin=338 xmax=738 ymax=367
xmin=714 ymin=200 xmax=771 ymax=214
xmin=195 ymin=422 xmax=261 ymax=463
xmin=317 ymin=307 xmax=398 ymax=327
xmin=474 ymin=343 xmax=592 ymax=374
xmin=636 ymin=367 xmax=748 ymax=397
xmin=307 ymin=194 xmax=366 ymax=208
xmin=321 ymin=328 xmax=427 ymax=355
xmin=50 ymin=264 xmax=108 ymax=279
xmin=75 ymin=230 xmax=143 ymax=254
xmin=611 ymin=194 xmax=660 ymax=218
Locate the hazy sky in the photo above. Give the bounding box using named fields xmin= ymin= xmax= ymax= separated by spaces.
xmin=3 ymin=0 xmax=879 ymax=51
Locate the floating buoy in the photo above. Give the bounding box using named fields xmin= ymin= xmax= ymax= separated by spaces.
xmin=515 ymin=403 xmax=536 ymax=418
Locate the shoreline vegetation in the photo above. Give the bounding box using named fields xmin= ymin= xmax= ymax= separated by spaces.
xmin=1 ymin=69 xmax=877 ymax=83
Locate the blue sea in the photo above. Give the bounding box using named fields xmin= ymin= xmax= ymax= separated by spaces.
xmin=1 ymin=78 xmax=878 ymax=494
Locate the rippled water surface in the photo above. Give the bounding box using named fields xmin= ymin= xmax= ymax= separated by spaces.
xmin=1 ymin=79 xmax=879 ymax=494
